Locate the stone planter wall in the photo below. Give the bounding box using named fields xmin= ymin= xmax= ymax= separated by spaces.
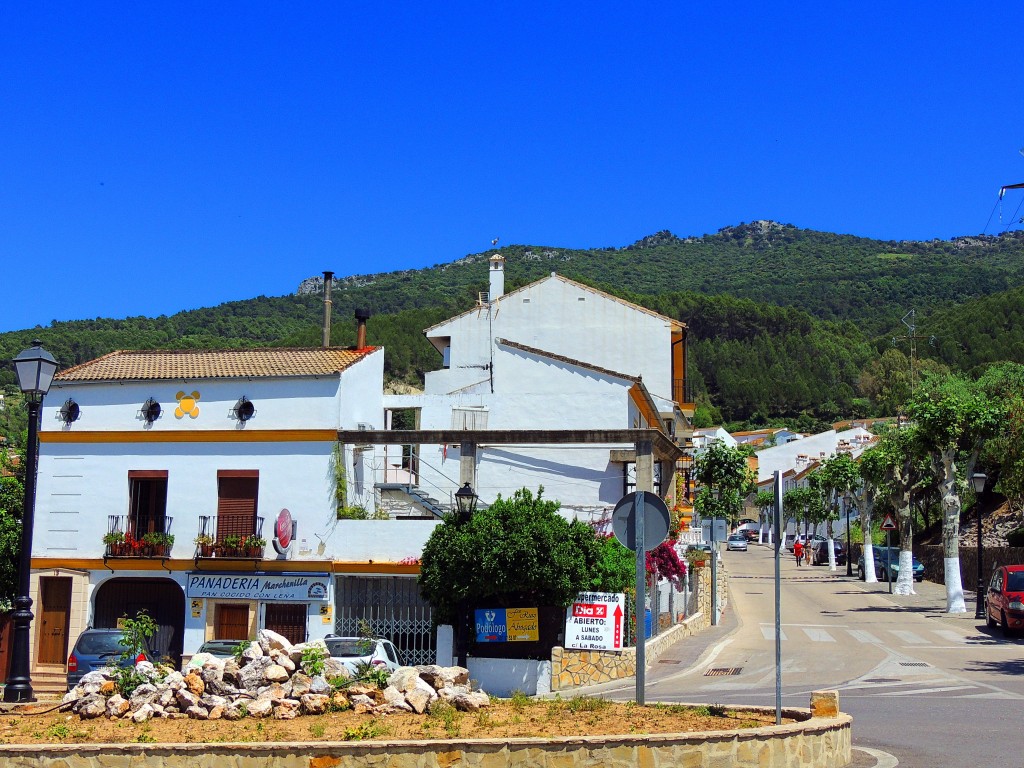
xmin=0 ymin=707 xmax=852 ymax=768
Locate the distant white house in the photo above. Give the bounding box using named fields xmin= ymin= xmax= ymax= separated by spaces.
xmin=691 ymin=426 xmax=737 ymax=451
xmin=382 ymin=255 xmax=693 ymax=521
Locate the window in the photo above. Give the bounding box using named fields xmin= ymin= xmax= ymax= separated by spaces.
xmin=623 ymin=462 xmax=663 ymax=496
xmin=128 ymin=471 xmax=169 ymax=537
xmin=265 ymin=603 xmax=307 ymax=645
xmin=451 ymin=407 xmax=488 ymax=430
xmin=216 ymin=470 xmax=258 ymax=541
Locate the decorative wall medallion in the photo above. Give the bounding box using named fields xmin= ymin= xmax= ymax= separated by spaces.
xmin=175 ymin=390 xmax=201 ymax=419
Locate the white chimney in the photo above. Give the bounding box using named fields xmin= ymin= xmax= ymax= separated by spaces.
xmin=488 ymin=253 xmax=505 ymax=301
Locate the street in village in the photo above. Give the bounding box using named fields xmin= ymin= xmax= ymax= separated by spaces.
xmin=600 ymin=545 xmax=1024 ymax=768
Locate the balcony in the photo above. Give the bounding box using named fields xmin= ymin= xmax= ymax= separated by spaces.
xmin=672 ymin=378 xmax=696 ymax=415
xmin=194 ymin=515 xmax=266 ymax=560
xmin=103 ymin=515 xmax=175 ymax=558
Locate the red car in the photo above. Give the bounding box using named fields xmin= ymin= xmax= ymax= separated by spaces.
xmin=985 ymin=565 xmax=1024 ymax=635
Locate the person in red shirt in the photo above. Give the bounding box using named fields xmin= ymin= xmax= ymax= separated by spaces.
xmin=793 ymin=538 xmax=804 ymax=567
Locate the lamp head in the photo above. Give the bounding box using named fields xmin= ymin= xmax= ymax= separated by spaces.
xmin=971 ymin=472 xmax=987 ymax=494
xmin=13 ymin=340 xmax=58 ymax=403
xmin=454 ymin=482 xmax=478 ymax=522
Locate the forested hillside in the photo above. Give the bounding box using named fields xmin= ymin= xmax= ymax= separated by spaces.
xmin=3 ymin=221 xmax=1024 ymax=442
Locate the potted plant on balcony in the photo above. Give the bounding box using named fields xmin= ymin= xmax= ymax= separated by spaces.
xmin=221 ymin=534 xmax=242 ymax=557
xmin=194 ymin=533 xmax=214 ymax=558
xmin=243 ymin=534 xmax=266 ymax=557
xmin=143 ymin=532 xmax=174 ymax=557
xmin=102 ymin=530 xmax=126 ymax=556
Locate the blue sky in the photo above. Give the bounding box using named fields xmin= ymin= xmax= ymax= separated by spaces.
xmin=2 ymin=2 xmax=1023 ymax=332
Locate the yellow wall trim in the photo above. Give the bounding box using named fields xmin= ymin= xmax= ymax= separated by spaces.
xmin=39 ymin=429 xmax=338 ymax=444
xmin=32 ymin=558 xmax=420 ymax=575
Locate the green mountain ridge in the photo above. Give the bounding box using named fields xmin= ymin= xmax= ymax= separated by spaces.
xmin=3 ymin=221 xmax=1024 ymax=436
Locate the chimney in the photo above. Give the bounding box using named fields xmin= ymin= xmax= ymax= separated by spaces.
xmin=354 ymin=308 xmax=370 ymax=349
xmin=488 ymin=253 xmax=505 ymax=302
xmin=321 ymin=271 xmax=334 ymax=348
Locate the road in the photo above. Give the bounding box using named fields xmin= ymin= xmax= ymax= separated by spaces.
xmin=606 ymin=544 xmax=1024 ymax=767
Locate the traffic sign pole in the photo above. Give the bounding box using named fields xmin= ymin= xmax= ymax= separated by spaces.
xmin=634 ymin=491 xmax=646 ymax=705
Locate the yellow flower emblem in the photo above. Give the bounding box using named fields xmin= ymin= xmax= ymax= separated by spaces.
xmin=175 ymin=390 xmax=201 ymax=419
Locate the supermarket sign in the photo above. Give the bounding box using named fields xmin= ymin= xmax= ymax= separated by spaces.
xmin=564 ymin=592 xmax=625 ymax=651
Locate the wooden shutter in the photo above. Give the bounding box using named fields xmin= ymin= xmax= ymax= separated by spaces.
xmin=216 ymin=471 xmax=258 ymax=540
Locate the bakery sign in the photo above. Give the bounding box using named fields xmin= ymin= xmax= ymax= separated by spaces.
xmin=186 ymin=573 xmax=330 ymax=601
xmin=564 ymin=592 xmax=624 ymax=651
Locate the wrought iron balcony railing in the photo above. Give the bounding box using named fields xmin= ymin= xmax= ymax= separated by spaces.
xmin=194 ymin=515 xmax=266 ymax=559
xmin=103 ymin=514 xmax=175 ymax=558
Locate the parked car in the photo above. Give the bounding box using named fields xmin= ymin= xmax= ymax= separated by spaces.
xmin=809 ymin=540 xmax=846 ymax=566
xmin=66 ymin=627 xmax=152 ymax=690
xmin=857 ymin=546 xmax=924 ymax=582
xmin=726 ymin=533 xmax=748 ymax=551
xmin=784 ymin=534 xmax=806 ymax=552
xmin=985 ymin=564 xmax=1024 ymax=635
xmin=196 ymin=639 xmax=247 ymax=659
xmin=742 ymin=529 xmax=760 ymax=542
xmin=324 ymin=635 xmax=404 ymax=673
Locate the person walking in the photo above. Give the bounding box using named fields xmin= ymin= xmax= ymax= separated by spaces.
xmin=793 ymin=538 xmax=804 ymax=567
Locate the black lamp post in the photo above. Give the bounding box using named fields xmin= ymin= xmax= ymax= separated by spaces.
xmin=845 ymin=492 xmax=854 ymax=578
xmin=4 ymin=341 xmax=58 ymax=703
xmin=972 ymin=472 xmax=987 ymax=621
xmin=452 ymin=482 xmax=477 ymax=667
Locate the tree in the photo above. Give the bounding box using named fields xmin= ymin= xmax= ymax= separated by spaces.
xmin=692 ymin=441 xmax=756 ymax=526
xmin=907 ymin=373 xmax=999 ymax=611
xmin=810 ymin=454 xmax=860 ymax=570
xmin=977 ymin=362 xmax=1024 ymax=516
xmin=418 ymin=488 xmax=615 ymax=625
xmin=783 ymin=486 xmax=820 ymax=544
xmin=0 ymin=475 xmax=23 ymax=607
xmin=754 ymin=489 xmax=775 ymax=544
xmin=858 ymin=427 xmax=922 ymax=594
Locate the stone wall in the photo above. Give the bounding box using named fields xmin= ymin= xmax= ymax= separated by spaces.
xmin=550 ymin=562 xmax=730 ymax=691
xmin=918 ymin=545 xmax=1024 ymax=585
xmin=0 ymin=707 xmax=852 ymax=768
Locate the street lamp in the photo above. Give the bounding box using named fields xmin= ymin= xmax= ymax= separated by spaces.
xmin=4 ymin=340 xmax=58 ymax=703
xmin=452 ymin=481 xmax=478 ymax=668
xmin=454 ymin=482 xmax=478 ymax=523
xmin=844 ymin=492 xmax=854 ymax=578
xmin=972 ymin=472 xmax=987 ymax=621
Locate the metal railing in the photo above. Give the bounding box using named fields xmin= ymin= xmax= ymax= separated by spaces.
xmin=194 ymin=515 xmax=266 ymax=558
xmin=672 ymin=378 xmax=695 ymax=405
xmin=376 ymin=444 xmax=464 ymax=517
xmin=104 ymin=514 xmax=174 ymax=557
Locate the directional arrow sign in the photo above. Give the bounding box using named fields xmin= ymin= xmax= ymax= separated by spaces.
xmin=880 ymin=513 xmax=897 ymax=531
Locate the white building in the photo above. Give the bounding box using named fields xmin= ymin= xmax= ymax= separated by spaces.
xmin=381 ymin=255 xmax=694 ymax=521
xmin=27 ymin=343 xmax=441 ymax=690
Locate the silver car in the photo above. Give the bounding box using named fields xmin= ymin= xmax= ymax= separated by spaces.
xmin=726 ymin=533 xmax=748 ymax=551
xmin=324 ymin=635 xmax=404 ymax=673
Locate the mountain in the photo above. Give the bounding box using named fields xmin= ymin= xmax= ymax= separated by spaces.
xmin=3 ymin=221 xmax=1024 ymax=436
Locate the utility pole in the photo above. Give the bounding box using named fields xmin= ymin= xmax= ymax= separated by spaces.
xmin=891 ymin=309 xmax=935 ymax=397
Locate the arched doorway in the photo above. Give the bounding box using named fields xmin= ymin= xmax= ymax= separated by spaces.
xmin=93 ymin=578 xmax=185 ymax=667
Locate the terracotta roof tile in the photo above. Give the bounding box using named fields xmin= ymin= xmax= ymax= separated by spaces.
xmin=55 ymin=347 xmax=377 ymax=382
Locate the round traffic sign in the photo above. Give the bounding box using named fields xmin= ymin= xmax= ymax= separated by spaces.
xmin=610 ymin=492 xmax=671 ymax=552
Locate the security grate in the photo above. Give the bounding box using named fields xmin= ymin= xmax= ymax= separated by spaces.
xmin=705 ymin=667 xmax=742 ymax=676
xmin=334 ymin=575 xmax=436 ymax=666
xmin=658 ymin=659 xmax=682 ymax=664
xmin=899 ymin=661 xmax=929 ymax=667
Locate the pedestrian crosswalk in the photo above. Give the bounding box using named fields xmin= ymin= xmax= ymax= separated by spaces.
xmin=759 ymin=623 xmax=990 ymax=647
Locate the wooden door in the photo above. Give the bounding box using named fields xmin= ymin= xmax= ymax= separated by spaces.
xmin=37 ymin=578 xmax=72 ymax=665
xmin=215 ymin=604 xmax=250 ymax=640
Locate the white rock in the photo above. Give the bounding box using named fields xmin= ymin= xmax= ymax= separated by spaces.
xmin=258 ymin=628 xmax=293 ymax=654
xmin=270 ymin=650 xmax=296 ymax=673
xmin=388 ymin=666 xmax=422 ymax=693
xmin=106 ymin=694 xmax=130 ymax=717
xmin=383 ymin=685 xmax=413 ymax=711
xmin=300 ymin=693 xmax=330 ymax=715
xmin=247 ymin=698 xmax=273 ymax=717
xmin=265 ymin=664 xmax=289 ymax=683
xmin=273 ymin=698 xmax=300 ymax=719
xmin=132 ymin=703 xmax=155 ymax=723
